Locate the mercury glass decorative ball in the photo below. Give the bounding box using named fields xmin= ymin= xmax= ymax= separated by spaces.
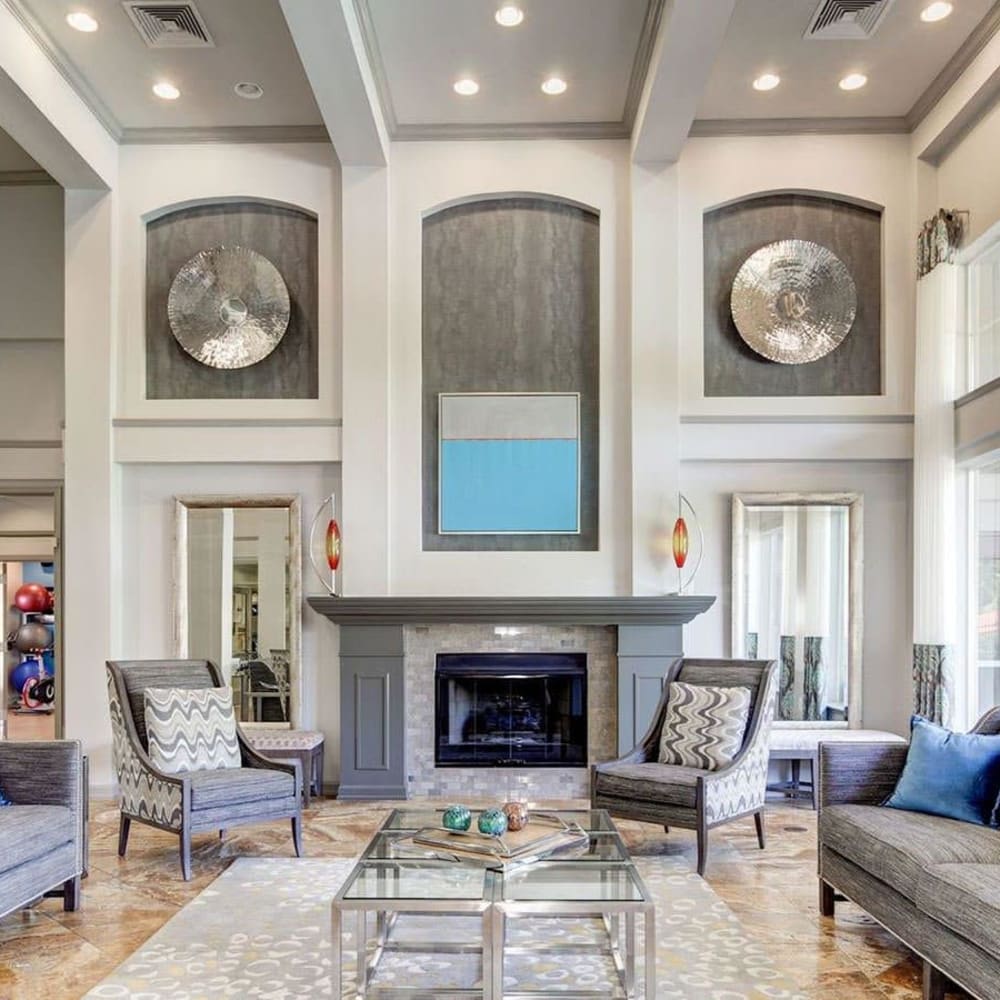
xmin=478 ymin=808 xmax=508 ymax=837
xmin=502 ymin=801 xmax=529 ymax=831
xmin=442 ymin=804 xmax=472 ymax=831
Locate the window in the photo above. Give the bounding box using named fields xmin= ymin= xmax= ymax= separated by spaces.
xmin=971 ymin=462 xmax=1000 ymax=721
xmin=968 ymin=241 xmax=1000 ymax=390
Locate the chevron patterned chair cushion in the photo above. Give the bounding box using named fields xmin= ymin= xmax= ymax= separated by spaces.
xmin=658 ymin=681 xmax=752 ymax=771
xmin=144 ymin=687 xmax=241 ymax=774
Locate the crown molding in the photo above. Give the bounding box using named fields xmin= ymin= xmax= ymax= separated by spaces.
xmin=119 ymin=125 xmax=331 ymax=145
xmin=0 ymin=169 xmax=56 ymax=186
xmin=392 ymin=120 xmax=629 ymax=142
xmin=352 ymin=0 xmax=399 ymax=138
xmin=622 ymin=0 xmax=666 ymax=133
xmin=906 ymin=0 xmax=1000 ymax=130
xmin=689 ymin=116 xmax=909 ymax=137
xmin=1 ymin=0 xmax=122 ymax=140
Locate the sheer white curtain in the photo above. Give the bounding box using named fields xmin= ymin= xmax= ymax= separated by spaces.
xmin=913 ymin=263 xmax=960 ymax=723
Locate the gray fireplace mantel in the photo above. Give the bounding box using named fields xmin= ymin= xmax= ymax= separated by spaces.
xmin=309 ymin=594 xmax=716 ymax=800
xmin=307 ymin=594 xmax=715 ymax=626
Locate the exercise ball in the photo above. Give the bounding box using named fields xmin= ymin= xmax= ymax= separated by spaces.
xmin=13 ymin=583 xmax=51 ymax=613
xmin=9 ymin=656 xmax=44 ymax=695
xmin=13 ymin=622 xmax=52 ymax=653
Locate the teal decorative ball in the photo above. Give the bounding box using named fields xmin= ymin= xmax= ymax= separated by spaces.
xmin=442 ymin=804 xmax=472 ymax=831
xmin=478 ymin=808 xmax=508 ymax=837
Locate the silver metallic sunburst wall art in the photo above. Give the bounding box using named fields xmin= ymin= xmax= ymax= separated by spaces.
xmin=167 ymin=245 xmax=291 ymax=370
xmin=730 ymin=238 xmax=857 ymax=365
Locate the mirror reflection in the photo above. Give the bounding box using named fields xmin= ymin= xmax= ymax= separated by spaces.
xmin=734 ymin=497 xmax=860 ymax=725
xmin=181 ymin=502 xmax=299 ymax=725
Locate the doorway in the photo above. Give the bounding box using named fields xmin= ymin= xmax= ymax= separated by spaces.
xmin=0 ymin=486 xmax=63 ymax=740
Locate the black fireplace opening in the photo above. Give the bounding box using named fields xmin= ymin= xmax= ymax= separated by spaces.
xmin=435 ymin=652 xmax=587 ymax=767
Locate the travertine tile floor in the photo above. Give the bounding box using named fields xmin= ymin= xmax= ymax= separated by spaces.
xmin=0 ymin=797 xmax=967 ymax=1000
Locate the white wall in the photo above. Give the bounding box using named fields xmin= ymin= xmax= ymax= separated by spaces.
xmin=118 ymin=462 xmax=341 ymax=787
xmin=115 ymin=142 xmax=342 ymax=423
xmin=677 ymin=134 xmax=915 ymax=418
xmin=386 ymin=140 xmax=632 ymax=596
xmin=936 ymin=100 xmax=1000 ymax=246
xmin=0 ymin=184 xmax=64 ymax=448
xmin=682 ymin=460 xmax=913 ymax=736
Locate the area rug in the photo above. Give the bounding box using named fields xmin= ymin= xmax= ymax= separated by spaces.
xmin=84 ymin=856 xmax=806 ymax=998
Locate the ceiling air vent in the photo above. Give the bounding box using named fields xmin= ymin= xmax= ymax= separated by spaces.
xmin=805 ymin=0 xmax=897 ymax=39
xmin=122 ymin=2 xmax=215 ymax=48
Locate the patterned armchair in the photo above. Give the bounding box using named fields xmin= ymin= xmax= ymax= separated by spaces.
xmin=591 ymin=657 xmax=778 ymax=876
xmin=107 ymin=659 xmax=302 ymax=880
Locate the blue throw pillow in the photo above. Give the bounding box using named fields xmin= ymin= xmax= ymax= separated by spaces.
xmin=0 ymin=784 xmax=11 ymax=807
xmin=885 ymin=716 xmax=1000 ymax=826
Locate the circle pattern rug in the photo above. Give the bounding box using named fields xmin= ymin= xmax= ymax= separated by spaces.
xmin=84 ymin=856 xmax=805 ymax=998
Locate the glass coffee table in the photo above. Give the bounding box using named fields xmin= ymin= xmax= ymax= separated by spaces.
xmin=332 ymin=808 xmax=655 ymax=999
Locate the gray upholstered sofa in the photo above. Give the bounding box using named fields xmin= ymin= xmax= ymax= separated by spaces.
xmin=818 ymin=708 xmax=1000 ymax=1000
xmin=0 ymin=740 xmax=85 ymax=919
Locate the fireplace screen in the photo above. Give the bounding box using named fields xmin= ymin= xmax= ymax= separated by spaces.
xmin=435 ymin=653 xmax=587 ymax=767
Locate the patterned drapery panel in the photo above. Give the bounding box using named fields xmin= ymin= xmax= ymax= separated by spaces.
xmin=803 ymin=636 xmax=824 ymax=721
xmin=107 ymin=673 xmax=184 ymax=830
xmin=913 ymin=643 xmax=950 ymax=725
xmin=779 ymin=635 xmax=795 ymax=720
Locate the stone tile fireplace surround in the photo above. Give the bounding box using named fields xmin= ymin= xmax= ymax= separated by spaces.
xmin=406 ymin=624 xmax=616 ymax=799
xmin=307 ymin=596 xmax=715 ymax=800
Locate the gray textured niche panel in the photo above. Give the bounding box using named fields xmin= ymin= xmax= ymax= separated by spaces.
xmin=703 ymin=193 xmax=882 ymax=397
xmin=146 ymin=200 xmax=318 ymax=399
xmin=422 ymin=196 xmax=599 ymax=551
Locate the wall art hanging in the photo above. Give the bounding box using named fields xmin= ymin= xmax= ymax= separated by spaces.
xmin=916 ymin=208 xmax=965 ymax=279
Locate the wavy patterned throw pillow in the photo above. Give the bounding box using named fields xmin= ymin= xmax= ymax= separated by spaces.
xmin=144 ymin=687 xmax=241 ymax=774
xmin=658 ymin=682 xmax=752 ymax=771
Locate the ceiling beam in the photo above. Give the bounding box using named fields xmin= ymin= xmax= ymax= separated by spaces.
xmin=280 ymin=0 xmax=387 ymax=167
xmin=631 ymin=0 xmax=737 ymax=164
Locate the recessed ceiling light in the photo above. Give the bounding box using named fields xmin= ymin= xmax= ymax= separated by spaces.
xmin=453 ymin=77 xmax=480 ymax=96
xmin=838 ymin=72 xmax=868 ymax=91
xmin=541 ymin=76 xmax=568 ymax=96
xmin=752 ymin=73 xmax=781 ymax=92
xmin=921 ymin=1 xmax=953 ymax=21
xmin=152 ymin=81 xmax=181 ymax=101
xmin=495 ymin=4 xmax=524 ymax=27
xmin=234 ymin=82 xmax=264 ymax=100
xmin=66 ymin=11 xmax=98 ymax=31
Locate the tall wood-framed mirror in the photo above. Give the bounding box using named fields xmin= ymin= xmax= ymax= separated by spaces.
xmin=173 ymin=494 xmax=302 ymax=729
xmin=732 ymin=492 xmax=863 ymax=728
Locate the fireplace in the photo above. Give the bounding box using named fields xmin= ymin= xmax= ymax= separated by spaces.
xmin=435 ymin=652 xmax=587 ymax=767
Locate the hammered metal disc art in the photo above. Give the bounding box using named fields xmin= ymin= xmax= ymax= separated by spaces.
xmin=730 ymin=239 xmax=857 ymax=364
xmin=167 ymin=246 xmax=290 ymax=369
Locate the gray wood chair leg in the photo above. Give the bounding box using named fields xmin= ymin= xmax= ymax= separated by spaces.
xmin=219 ymin=829 xmax=226 ymax=840
xmin=292 ymin=815 xmax=303 ymax=857
xmin=922 ymin=961 xmax=947 ymax=1000
xmin=754 ymin=810 xmax=766 ymax=849
xmin=118 ymin=814 xmax=131 ymax=858
xmin=180 ymin=829 xmax=192 ymax=881
xmin=819 ymin=879 xmax=836 ymax=917
xmin=696 ymin=823 xmax=708 ymax=876
xmin=663 ymin=825 xmax=670 ymax=834
xmin=62 ymin=875 xmax=81 ymax=912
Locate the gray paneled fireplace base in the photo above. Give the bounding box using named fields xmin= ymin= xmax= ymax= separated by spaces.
xmin=311 ymin=596 xmax=714 ymax=801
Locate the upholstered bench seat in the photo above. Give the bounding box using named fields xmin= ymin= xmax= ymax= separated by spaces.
xmin=769 ymin=727 xmax=906 ymax=809
xmin=0 ymin=805 xmax=76 ymax=874
xmin=243 ymin=728 xmax=325 ymax=806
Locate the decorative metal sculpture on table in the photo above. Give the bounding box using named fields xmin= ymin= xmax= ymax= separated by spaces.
xmin=670 ymin=493 xmax=703 ymax=595
xmin=916 ymin=209 xmax=965 ymax=278
xmin=307 ymin=493 xmax=341 ymax=596
xmin=731 ymin=239 xmax=857 ymax=364
xmin=167 ymin=245 xmax=290 ymax=369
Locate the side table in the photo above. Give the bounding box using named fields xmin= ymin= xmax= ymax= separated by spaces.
xmin=242 ymin=728 xmax=325 ymax=806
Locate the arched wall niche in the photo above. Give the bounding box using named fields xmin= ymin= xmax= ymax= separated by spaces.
xmin=702 ymin=188 xmax=884 ymax=399
xmin=144 ymin=197 xmax=319 ymax=400
xmin=421 ymin=193 xmax=600 ymax=552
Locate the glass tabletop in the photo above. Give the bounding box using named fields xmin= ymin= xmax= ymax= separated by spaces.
xmin=341 ymin=860 xmax=488 ymax=900
xmin=502 ymin=861 xmax=646 ymax=902
xmin=380 ymin=808 xmax=619 ymax=834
